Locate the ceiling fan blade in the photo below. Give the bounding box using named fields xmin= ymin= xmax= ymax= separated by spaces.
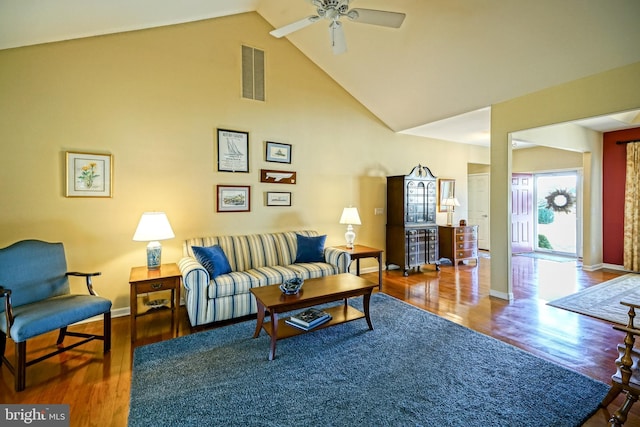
xmin=329 ymin=20 xmax=347 ymax=55
xmin=270 ymin=15 xmax=320 ymax=38
xmin=348 ymin=8 xmax=406 ymax=28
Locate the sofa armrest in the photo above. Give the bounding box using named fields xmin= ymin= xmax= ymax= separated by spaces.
xmin=324 ymin=247 xmax=351 ymax=274
xmin=178 ymin=257 xmax=213 ymax=327
xmin=178 ymin=257 xmax=210 ymax=291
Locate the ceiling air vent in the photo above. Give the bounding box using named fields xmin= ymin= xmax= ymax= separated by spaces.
xmin=241 ymin=45 xmax=265 ymax=101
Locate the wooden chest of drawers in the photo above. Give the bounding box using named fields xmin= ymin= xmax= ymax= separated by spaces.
xmin=438 ymin=225 xmax=479 ymax=266
xmin=386 ymin=226 xmax=439 ymax=276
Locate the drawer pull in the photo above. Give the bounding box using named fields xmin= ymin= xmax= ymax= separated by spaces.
xmin=151 ymin=283 xmax=163 ymax=290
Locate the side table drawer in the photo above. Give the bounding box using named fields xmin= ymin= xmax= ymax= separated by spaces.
xmin=456 ymin=241 xmax=476 ymax=250
xmin=135 ymin=279 xmax=176 ymax=294
xmin=456 ymin=249 xmax=478 ymax=259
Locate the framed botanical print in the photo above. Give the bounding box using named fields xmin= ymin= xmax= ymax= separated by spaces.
xmin=65 ymin=152 xmax=112 ymax=198
xmin=217 ymin=128 xmax=249 ymax=172
xmin=217 ymin=185 xmax=250 ymax=212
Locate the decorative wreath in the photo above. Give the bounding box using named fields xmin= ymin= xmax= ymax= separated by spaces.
xmin=545 ymin=189 xmax=574 ymax=213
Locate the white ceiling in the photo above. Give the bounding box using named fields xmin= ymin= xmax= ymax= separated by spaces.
xmin=1 ymin=0 xmax=639 ymax=145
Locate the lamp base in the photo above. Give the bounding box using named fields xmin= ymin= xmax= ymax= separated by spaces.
xmin=146 ymin=241 xmax=162 ymax=270
xmin=446 ymin=211 xmax=454 ymax=227
xmin=344 ymin=225 xmax=356 ymax=249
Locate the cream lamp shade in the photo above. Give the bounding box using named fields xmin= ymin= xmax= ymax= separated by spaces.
xmin=133 ymin=212 xmax=175 ymax=269
xmin=339 ymin=207 xmax=361 ymax=249
xmin=442 ymin=197 xmax=460 ymax=226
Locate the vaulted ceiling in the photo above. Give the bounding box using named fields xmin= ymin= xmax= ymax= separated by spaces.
xmin=2 ymin=0 xmax=639 ymax=144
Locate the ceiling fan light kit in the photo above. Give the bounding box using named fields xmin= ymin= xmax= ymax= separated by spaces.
xmin=270 ymin=0 xmax=406 ymax=55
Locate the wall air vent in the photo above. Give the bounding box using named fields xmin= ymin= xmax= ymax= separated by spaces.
xmin=241 ymin=45 xmax=265 ymax=101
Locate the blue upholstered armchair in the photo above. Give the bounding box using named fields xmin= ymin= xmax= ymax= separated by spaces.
xmin=0 ymin=240 xmax=112 ymax=391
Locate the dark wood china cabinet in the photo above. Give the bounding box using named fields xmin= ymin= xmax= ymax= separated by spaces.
xmin=385 ymin=165 xmax=439 ymax=276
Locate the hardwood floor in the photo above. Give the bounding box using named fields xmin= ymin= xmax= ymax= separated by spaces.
xmin=1 ymin=254 xmax=638 ymax=426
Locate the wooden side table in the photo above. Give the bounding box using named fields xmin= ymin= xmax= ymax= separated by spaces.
xmin=129 ymin=263 xmax=181 ymax=343
xmin=333 ymin=244 xmax=384 ymax=289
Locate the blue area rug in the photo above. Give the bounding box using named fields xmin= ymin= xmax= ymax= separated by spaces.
xmin=129 ymin=293 xmax=608 ymax=426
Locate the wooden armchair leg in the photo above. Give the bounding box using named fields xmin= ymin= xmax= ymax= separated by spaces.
xmin=16 ymin=341 xmax=26 ymax=392
xmin=104 ymin=312 xmax=111 ymax=353
xmin=0 ymin=331 xmax=5 ymax=367
xmin=56 ymin=326 xmax=68 ymax=346
xmin=601 ymin=383 xmax=624 ymax=408
xmin=609 ymin=391 xmax=639 ymax=427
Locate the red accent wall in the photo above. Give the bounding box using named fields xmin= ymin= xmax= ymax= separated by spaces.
xmin=603 ymin=127 xmax=640 ymax=265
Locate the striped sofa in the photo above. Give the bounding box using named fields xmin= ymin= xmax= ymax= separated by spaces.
xmin=178 ymin=230 xmax=351 ymax=327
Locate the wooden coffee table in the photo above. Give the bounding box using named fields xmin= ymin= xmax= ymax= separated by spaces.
xmin=250 ymin=273 xmax=377 ymax=360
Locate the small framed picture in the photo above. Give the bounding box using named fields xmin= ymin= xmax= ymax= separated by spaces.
xmin=217 ymin=128 xmax=249 ymax=172
xmin=65 ymin=152 xmax=113 ymax=198
xmin=266 ymin=192 xmax=292 ymax=207
xmin=265 ymin=141 xmax=291 ymax=164
xmin=217 ymin=185 xmax=250 ymax=212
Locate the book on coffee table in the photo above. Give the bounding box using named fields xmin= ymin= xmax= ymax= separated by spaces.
xmin=286 ymin=314 xmax=331 ymax=331
xmin=287 ymin=308 xmax=331 ymax=328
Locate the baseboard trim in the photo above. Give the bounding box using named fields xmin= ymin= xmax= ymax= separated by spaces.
xmin=489 ymin=289 xmax=514 ymax=302
xmin=600 ymin=263 xmax=633 ymax=272
xmin=582 ymin=263 xmax=604 ymax=272
xmin=348 ymin=265 xmax=383 ymax=275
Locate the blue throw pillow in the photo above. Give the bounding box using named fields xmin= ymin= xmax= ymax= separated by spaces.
xmin=192 ymin=245 xmax=232 ymax=278
xmin=295 ymin=234 xmax=326 ymax=263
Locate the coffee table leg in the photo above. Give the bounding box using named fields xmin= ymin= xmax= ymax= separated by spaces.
xmin=363 ymin=292 xmax=373 ymax=330
xmin=269 ymin=312 xmax=278 ymax=360
xmin=253 ymin=301 xmax=265 ymax=338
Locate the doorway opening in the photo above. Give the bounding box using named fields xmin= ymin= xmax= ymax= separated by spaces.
xmin=534 ymin=171 xmax=580 ymax=257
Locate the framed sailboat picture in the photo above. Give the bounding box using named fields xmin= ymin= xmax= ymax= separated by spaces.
xmin=217 ymin=128 xmax=249 ymax=172
xmin=265 ymin=141 xmax=291 ymax=164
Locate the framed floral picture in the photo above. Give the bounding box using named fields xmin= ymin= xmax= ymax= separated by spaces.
xmin=217 ymin=185 xmax=250 ymax=212
xmin=65 ymin=152 xmax=112 ymax=197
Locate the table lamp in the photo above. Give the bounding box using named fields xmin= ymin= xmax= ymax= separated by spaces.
xmin=133 ymin=212 xmax=175 ymax=269
xmin=443 ymin=197 xmax=460 ymax=226
xmin=339 ymin=207 xmax=361 ymax=249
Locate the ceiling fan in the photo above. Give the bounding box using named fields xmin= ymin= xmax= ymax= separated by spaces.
xmin=269 ymin=0 xmax=406 ymax=55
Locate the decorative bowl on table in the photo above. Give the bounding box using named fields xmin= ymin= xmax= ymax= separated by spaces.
xmin=279 ymin=277 xmax=304 ymax=295
xmin=145 ymin=299 xmax=169 ymax=309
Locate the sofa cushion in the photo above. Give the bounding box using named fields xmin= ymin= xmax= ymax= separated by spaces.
xmin=207 ymin=271 xmax=259 ymax=299
xmin=192 ymin=245 xmax=232 ymax=278
xmin=247 ymin=266 xmax=301 ymax=286
xmin=294 ymin=234 xmax=326 ymax=263
xmin=286 ymin=262 xmax=339 ymax=280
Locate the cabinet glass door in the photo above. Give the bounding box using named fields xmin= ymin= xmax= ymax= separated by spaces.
xmin=406 ymin=180 xmax=427 ymax=223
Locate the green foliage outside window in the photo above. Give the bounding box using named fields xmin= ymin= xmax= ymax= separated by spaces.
xmin=538 ymin=234 xmax=553 ymax=250
xmin=538 ymin=200 xmax=555 ymax=225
